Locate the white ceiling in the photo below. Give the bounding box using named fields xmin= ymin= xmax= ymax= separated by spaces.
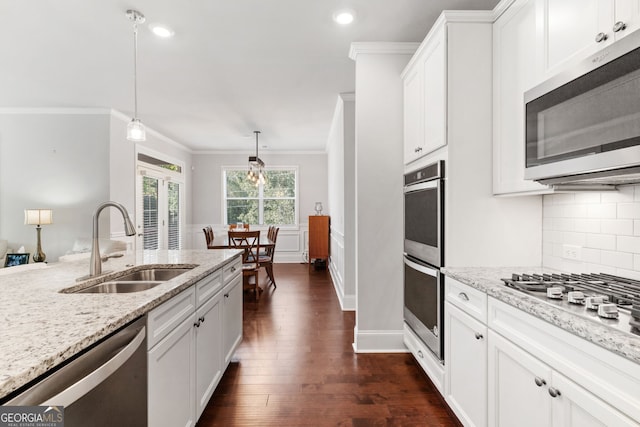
xmin=0 ymin=0 xmax=499 ymax=152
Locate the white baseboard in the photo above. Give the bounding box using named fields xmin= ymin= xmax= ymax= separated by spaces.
xmin=352 ymin=326 xmax=407 ymax=353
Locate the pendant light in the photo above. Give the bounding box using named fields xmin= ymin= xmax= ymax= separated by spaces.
xmin=126 ymin=9 xmax=146 ymax=141
xmin=247 ymin=131 xmax=266 ymax=186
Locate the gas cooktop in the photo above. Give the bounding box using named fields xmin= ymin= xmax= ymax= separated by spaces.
xmin=502 ymin=273 xmax=640 ymax=337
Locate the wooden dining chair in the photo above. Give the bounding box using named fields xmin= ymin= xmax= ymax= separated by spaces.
xmin=258 ymin=227 xmax=279 ymax=288
xmin=228 ymin=230 xmax=261 ymax=301
xmin=202 ymin=226 xmax=214 ymax=247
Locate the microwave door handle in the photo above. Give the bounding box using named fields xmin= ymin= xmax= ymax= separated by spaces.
xmin=403 ymin=255 xmax=438 ymax=277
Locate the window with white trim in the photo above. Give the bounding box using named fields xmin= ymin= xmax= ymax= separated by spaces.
xmin=223 ymin=167 xmax=297 ymax=226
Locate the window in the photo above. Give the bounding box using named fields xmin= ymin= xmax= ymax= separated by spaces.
xmin=223 ymin=167 xmax=297 ymax=226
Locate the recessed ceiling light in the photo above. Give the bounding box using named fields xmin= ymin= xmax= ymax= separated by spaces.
xmin=149 ymin=24 xmax=174 ymax=38
xmin=333 ymin=10 xmax=355 ymax=25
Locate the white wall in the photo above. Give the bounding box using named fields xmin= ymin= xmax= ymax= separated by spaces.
xmin=0 ymin=110 xmax=110 ymax=262
xmin=351 ymin=45 xmax=415 ymax=352
xmin=190 ymin=151 xmax=328 ymax=262
xmin=326 ymin=93 xmax=356 ymax=310
xmin=543 ymin=186 xmax=640 ymax=279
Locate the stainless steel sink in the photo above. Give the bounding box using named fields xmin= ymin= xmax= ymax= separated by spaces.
xmin=115 ymin=268 xmax=192 ymax=282
xmin=70 ymin=267 xmax=194 ymax=294
xmin=74 ymin=281 xmax=164 ymax=294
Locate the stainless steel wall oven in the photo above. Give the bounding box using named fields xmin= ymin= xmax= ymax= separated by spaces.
xmin=403 ymin=160 xmax=444 ymax=361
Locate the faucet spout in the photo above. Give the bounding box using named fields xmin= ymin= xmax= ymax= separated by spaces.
xmin=90 ymin=201 xmax=136 ymax=277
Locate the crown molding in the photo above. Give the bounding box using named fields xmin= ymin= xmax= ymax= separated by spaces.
xmin=348 ymin=42 xmax=420 ymax=61
xmin=491 ymin=0 xmax=518 ymax=21
xmin=0 ymin=107 xmax=111 ymax=115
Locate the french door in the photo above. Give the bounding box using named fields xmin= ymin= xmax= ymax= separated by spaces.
xmin=136 ymin=169 xmax=183 ymax=250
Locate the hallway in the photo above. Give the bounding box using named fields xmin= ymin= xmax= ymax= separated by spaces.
xmin=197 ymin=263 xmax=459 ymax=426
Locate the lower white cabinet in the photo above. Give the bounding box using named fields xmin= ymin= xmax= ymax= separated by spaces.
xmin=147 ymin=256 xmax=243 ymax=427
xmin=195 ymin=291 xmax=223 ymax=419
xmin=488 ymin=330 xmax=637 ymax=427
xmin=222 ymin=275 xmax=242 ymax=367
xmin=148 ymin=312 xmax=196 ymax=427
xmin=445 ymin=302 xmax=487 ymax=427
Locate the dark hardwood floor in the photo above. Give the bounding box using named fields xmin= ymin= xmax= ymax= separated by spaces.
xmin=197 ymin=263 xmax=460 ymax=426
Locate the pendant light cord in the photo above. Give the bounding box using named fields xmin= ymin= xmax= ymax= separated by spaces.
xmin=133 ymin=20 xmax=139 ymax=118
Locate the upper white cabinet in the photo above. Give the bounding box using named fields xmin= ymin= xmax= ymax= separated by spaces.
xmin=402 ymin=20 xmax=447 ymax=165
xmin=541 ymin=0 xmax=640 ymax=77
xmin=493 ymin=0 xmax=550 ymax=195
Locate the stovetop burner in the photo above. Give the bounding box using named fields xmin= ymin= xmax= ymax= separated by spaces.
xmin=502 ymin=272 xmax=640 ymax=336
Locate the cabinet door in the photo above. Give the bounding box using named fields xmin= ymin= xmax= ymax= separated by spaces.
xmin=488 ymin=331 xmax=552 ymax=427
xmin=445 ymin=303 xmax=487 ymax=427
xmin=422 ymin=26 xmax=447 ymax=155
xmin=195 ymin=292 xmax=223 ymax=420
xmin=223 ymin=275 xmax=243 ymax=366
xmin=148 ymin=314 xmax=196 ymax=427
xmin=550 ymin=371 xmax=638 ymax=427
xmin=541 ymin=0 xmax=613 ymax=77
xmin=493 ymin=0 xmax=549 ymax=195
xmin=403 ymin=64 xmax=424 ymax=164
xmin=614 ymin=0 xmax=640 ymax=40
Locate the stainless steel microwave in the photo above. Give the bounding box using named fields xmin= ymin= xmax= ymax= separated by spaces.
xmin=524 ymin=29 xmax=640 ymax=186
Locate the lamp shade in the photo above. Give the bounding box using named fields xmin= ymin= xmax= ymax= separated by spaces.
xmin=24 ymin=209 xmax=53 ymax=226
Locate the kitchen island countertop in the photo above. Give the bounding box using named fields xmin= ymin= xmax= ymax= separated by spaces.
xmin=0 ymin=249 xmax=242 ymax=400
xmin=442 ymin=266 xmax=640 ymax=365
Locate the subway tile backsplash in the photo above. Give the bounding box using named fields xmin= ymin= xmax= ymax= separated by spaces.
xmin=542 ymin=185 xmax=640 ymax=280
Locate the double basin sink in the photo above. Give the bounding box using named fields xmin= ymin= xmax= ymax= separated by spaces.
xmin=71 ymin=266 xmax=194 ymax=294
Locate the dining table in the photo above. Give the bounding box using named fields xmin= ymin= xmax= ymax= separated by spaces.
xmin=207 ymin=232 xmax=275 ymax=250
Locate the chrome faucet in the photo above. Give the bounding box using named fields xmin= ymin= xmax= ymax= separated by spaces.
xmin=90 ymin=201 xmax=136 ymax=277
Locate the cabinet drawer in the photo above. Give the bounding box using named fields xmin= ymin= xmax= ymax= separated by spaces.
xmin=195 ymin=270 xmax=222 ymax=307
xmin=445 ymin=277 xmax=487 ymax=323
xmin=223 ymin=257 xmax=242 ymax=283
xmin=147 ymin=286 xmax=196 ymax=349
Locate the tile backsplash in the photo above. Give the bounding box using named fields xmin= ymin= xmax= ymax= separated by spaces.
xmin=543 ymin=185 xmax=640 ymax=279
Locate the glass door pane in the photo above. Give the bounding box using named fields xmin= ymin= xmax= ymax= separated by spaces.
xmin=142 ymin=176 xmax=159 ymax=250
xmin=167 ymin=182 xmax=180 ymax=250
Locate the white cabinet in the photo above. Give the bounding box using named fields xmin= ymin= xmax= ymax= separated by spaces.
xmin=148 ymin=309 xmax=196 ymax=427
xmin=445 ymin=303 xmax=487 ymax=427
xmin=488 ymin=330 xmax=553 ymax=427
xmin=445 ymin=278 xmax=488 ymax=427
xmin=541 ymin=0 xmax=640 ymax=78
xmin=147 ymin=255 xmax=243 ymax=427
xmin=195 ymin=291 xmax=223 ymax=419
xmin=222 ymin=274 xmax=243 ymax=367
xmin=488 ymin=296 xmax=640 ymax=426
xmin=488 ymin=331 xmax=637 ymax=427
xmin=402 ymin=19 xmax=447 ymax=165
xmin=493 ymin=0 xmax=550 ymax=195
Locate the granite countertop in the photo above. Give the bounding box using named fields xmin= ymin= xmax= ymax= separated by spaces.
xmin=0 ymin=249 xmax=242 ymax=400
xmin=442 ymin=266 xmax=640 ymax=364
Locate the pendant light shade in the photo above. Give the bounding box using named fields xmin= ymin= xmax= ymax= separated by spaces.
xmin=126 ymin=9 xmax=146 ymax=142
xmin=248 ymin=131 xmax=266 ymax=186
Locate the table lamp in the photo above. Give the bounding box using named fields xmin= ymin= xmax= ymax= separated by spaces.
xmin=24 ymin=209 xmax=53 ymax=262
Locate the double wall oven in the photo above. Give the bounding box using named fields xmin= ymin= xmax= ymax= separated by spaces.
xmin=403 ymin=160 xmax=444 ymax=361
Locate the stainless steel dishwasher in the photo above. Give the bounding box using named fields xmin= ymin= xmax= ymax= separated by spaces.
xmin=2 ymin=316 xmax=147 ymax=426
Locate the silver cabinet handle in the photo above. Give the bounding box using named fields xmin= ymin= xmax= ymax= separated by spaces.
xmin=534 ymin=377 xmax=546 ymax=387
xmin=199 ymin=316 xmax=205 ymax=323
xmin=414 ymin=147 xmax=422 ymax=153
xmin=458 ymin=292 xmax=469 ymax=301
xmin=548 ymin=387 xmax=561 ymax=398
xmin=417 ymin=350 xmax=424 ymax=359
xmin=224 ymin=293 xmax=230 ymax=298
xmin=595 ymin=32 xmax=608 ymax=42
xmin=474 ymin=332 xmax=483 ymax=340
xmin=613 ymin=21 xmax=627 ymax=32
xmin=231 ymin=266 xmax=236 ymax=272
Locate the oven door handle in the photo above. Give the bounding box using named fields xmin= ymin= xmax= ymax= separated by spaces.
xmin=403 ymin=255 xmax=438 ymax=277
xmin=404 ymin=180 xmax=439 ymax=193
